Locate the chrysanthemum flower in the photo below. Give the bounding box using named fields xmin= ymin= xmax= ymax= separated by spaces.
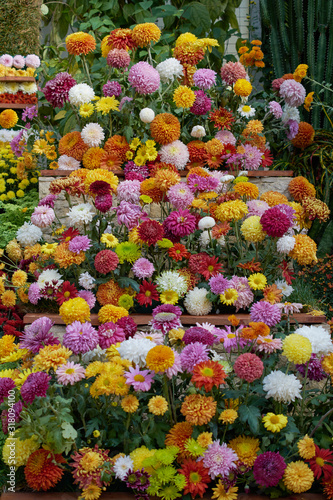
xmin=24 ymin=449 xmax=65 ymax=491
xmin=173 ymin=85 xmax=196 ymax=108
xmin=178 ymin=459 xmax=211 ymax=498
xmin=192 ymin=360 xmax=226 ymax=391
xmin=128 ymin=61 xmax=160 ymax=95
xmin=262 ymin=413 xmax=288 ymax=433
xmin=253 ymin=451 xmax=287 ymax=488
xmin=282 ymin=333 xmax=312 ymax=364
xmin=66 ymin=32 xmax=96 ymax=55
xmin=209 ymin=107 xmax=235 ymax=130
xmin=211 ymin=481 xmax=238 ymax=500
xmin=248 ymin=273 xmax=267 ymax=290
xmin=56 ymin=361 xmax=86 ymax=385
xmin=181 ymin=394 xmax=217 ymax=426
xmin=121 ymin=394 xmax=139 ymax=413
xmin=283 ymin=461 xmax=314 ymax=493
xmin=58 ymin=131 xmax=89 ymax=161
xmin=302 ymin=196 xmax=330 ymax=222
xmin=215 ymin=200 xmax=248 ymax=222
xmin=33 ymin=345 xmax=72 ymax=372
xmin=233 ymin=353 xmax=264 ymax=383
xmin=148 ymin=395 xmax=168 ymax=415
xmin=132 ymin=22 xmax=161 ymax=47
xmin=308 ymin=445 xmax=333 ymax=480
xmin=59 ymin=297 xmax=91 ymax=325
xmin=202 ymin=440 xmax=238 ymax=479
xmin=220 ymin=61 xmax=247 ymax=85
xmin=241 ymin=216 xmax=266 ymax=242
xmin=98 ymin=304 xmax=128 ymax=324
xmin=0 ymin=109 xmax=18 ymax=129
xmin=233 ymin=78 xmax=252 ymax=97
xmin=146 ymin=345 xmax=175 ymax=373
xmin=297 ymin=435 xmax=316 ymax=460
xmin=289 ymin=234 xmax=317 ymax=265
xmin=260 ymin=190 xmax=289 ymax=207
xmin=219 ymin=409 xmax=238 ymax=425
xmin=228 ymin=435 xmax=260 ymax=466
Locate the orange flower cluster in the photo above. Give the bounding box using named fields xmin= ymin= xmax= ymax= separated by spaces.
xmin=0 ymin=91 xmax=37 ymax=104
xmin=238 ymin=39 xmax=265 ymax=68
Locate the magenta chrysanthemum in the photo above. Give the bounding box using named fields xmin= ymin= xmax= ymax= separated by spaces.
xmin=187 ymin=174 xmax=219 ymax=193
xmin=183 ymin=326 xmax=216 ymax=346
xmin=68 ymin=235 xmax=92 ymax=254
xmin=202 ymin=441 xmax=238 ymax=479
xmin=132 ymin=258 xmax=155 ymax=279
xmin=253 ymin=452 xmax=287 ymax=487
xmin=20 ymin=317 xmax=59 ymax=353
xmin=98 ymin=322 xmax=126 ymax=349
xmin=30 ymin=205 xmax=55 ymax=228
xmin=103 ymin=80 xmax=122 ymax=97
xmin=167 ymin=183 xmax=194 ymax=210
xmin=116 ymin=201 xmax=143 ymax=230
xmin=279 ymin=80 xmax=306 ymax=107
xmin=163 ymin=209 xmax=196 ymax=238
xmin=209 ymin=274 xmax=230 ymax=295
xmin=0 ymin=378 xmax=16 ymax=404
xmin=243 ymin=144 xmax=263 ymax=171
xmin=250 ymin=301 xmax=282 ymax=327
xmin=274 ymin=203 xmax=296 ymax=224
xmin=296 ymin=354 xmax=328 ymax=381
xmin=63 ymin=321 xmax=99 ymax=354
xmin=193 ymin=68 xmax=217 ymax=89
xmin=159 ymin=140 xmax=189 ymax=170
xmin=117 ymin=316 xmax=137 ymax=339
xmin=38 ymin=194 xmax=58 ymax=209
xmin=124 ymin=161 xmax=149 ymax=180
xmin=20 ymin=372 xmax=51 ymax=404
xmin=43 ymin=72 xmax=77 ymax=108
xmin=117 ymin=180 xmax=141 ymax=203
xmin=56 ymin=361 xmax=86 ymax=385
xmin=220 ymin=62 xmax=247 ymax=85
xmin=233 ymin=352 xmax=264 ymax=382
xmin=151 ymin=304 xmax=182 ymax=332
xmin=247 ymin=200 xmax=270 ymax=217
xmin=190 ymin=90 xmax=212 ymax=115
xmin=269 ymin=101 xmax=283 ymax=119
xmin=180 ymin=342 xmax=210 ymax=372
xmin=124 ymin=366 xmax=155 ymax=391
xmin=260 ymin=206 xmax=291 ymax=237
xmin=128 ymin=61 xmax=160 ymax=95
xmin=28 ymin=283 xmax=41 ymax=305
xmin=107 ymin=48 xmax=131 ymax=69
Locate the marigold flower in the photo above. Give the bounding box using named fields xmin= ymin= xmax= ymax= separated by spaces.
xmin=228 ymin=435 xmax=260 ymax=466
xmin=132 ymin=23 xmax=161 ymax=47
xmin=292 ymin=122 xmax=315 ymax=149
xmin=98 ymin=304 xmax=128 ymax=324
xmin=297 ymin=435 xmax=316 ymax=459
xmin=66 ymin=32 xmax=96 ymax=55
xmin=233 ymin=78 xmax=252 ymax=97
xmin=0 ymin=109 xmax=18 ymax=128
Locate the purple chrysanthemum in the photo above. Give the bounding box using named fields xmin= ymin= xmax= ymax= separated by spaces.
xmin=22 ymin=105 xmax=38 ymax=122
xmin=98 ymin=322 xmax=126 ymax=349
xmin=124 ymin=469 xmax=150 ymax=491
xmin=193 ymin=68 xmax=217 ymax=89
xmin=63 ymin=321 xmax=99 ymax=354
xmin=253 ymin=451 xmax=286 ymax=487
xmin=246 ymin=200 xmax=270 ymax=218
xmin=229 ymin=276 xmax=254 ymax=312
xmin=124 ymin=366 xmax=155 ymax=391
xmin=123 ymin=161 xmax=149 ymax=180
xmin=151 ymin=304 xmax=182 ymax=332
xmin=167 ymin=183 xmax=194 ymax=210
xmin=250 ymin=301 xmax=282 ymax=327
xmin=0 ymin=378 xmax=15 ymax=404
xmin=187 ymin=174 xmax=219 ymax=193
xmin=202 ymin=441 xmax=238 ymax=479
xmin=279 ymin=79 xmax=306 ymax=107
xmin=77 ymin=290 xmax=96 ymax=309
xmin=132 ymin=258 xmax=155 ymax=279
xmin=116 ymin=201 xmax=144 ymax=230
xmin=296 ymin=354 xmax=328 ymax=381
xmin=209 ymin=274 xmax=230 ymax=295
xmin=190 ymin=90 xmax=212 ymax=115
xmin=117 ymin=180 xmax=141 ymax=203
xmin=163 ymin=209 xmax=197 ymax=238
xmin=269 ymin=101 xmax=283 ymax=119
xmin=43 ymin=72 xmax=77 ymax=108
xmin=182 ymin=326 xmax=216 ymax=346
xmin=117 ymin=316 xmax=137 ymax=339
xmin=260 ymin=206 xmax=291 ymax=237
xmin=286 ymin=119 xmax=299 ymax=140
xmin=20 ymin=372 xmax=51 ymax=404
xmin=28 ymin=282 xmax=41 ymax=305
xmin=128 ymin=61 xmax=160 ymax=95
xmin=103 ymin=80 xmax=122 ymax=97
xmin=10 ymin=130 xmax=25 ymax=157
xmin=243 ymin=144 xmax=263 ymax=171
xmin=20 ymin=317 xmax=59 ymax=354
xmin=180 ymin=342 xmax=210 ymax=372
xmin=38 ymin=194 xmax=58 ymax=209
xmin=68 ymin=235 xmax=92 ymax=254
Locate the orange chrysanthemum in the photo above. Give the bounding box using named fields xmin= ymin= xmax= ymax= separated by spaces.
xmin=82 ymin=147 xmax=105 ymax=169
xmin=187 ymin=166 xmax=211 ymax=178
xmin=181 ymin=394 xmax=217 ymax=426
xmin=49 ymin=176 xmax=85 ymax=197
xmin=0 ymin=109 xmax=18 ymax=129
xmin=34 ymin=345 xmax=72 ymax=371
xmin=260 ymin=190 xmax=289 ymax=207
xmin=228 ymin=435 xmax=260 ymax=466
xmin=108 ymin=28 xmax=136 ymax=51
xmin=132 ymin=23 xmax=161 ymax=47
xmin=187 ymin=141 xmax=207 ymax=162
xmin=233 ymin=182 xmax=259 ymax=199
xmin=150 ymin=162 xmax=179 ymax=176
xmin=154 ymin=169 xmax=181 ymax=192
xmin=291 ymin=122 xmax=315 ymax=149
xmin=53 ymin=242 xmax=85 ymax=269
xmin=168 ymin=244 xmax=191 ymax=262
xmin=244 ymin=119 xmax=264 ymax=134
xmin=205 ymin=138 xmax=224 ymax=156
xmin=289 ymin=234 xmax=317 ymax=265
xmin=191 ymin=360 xmax=226 ymax=392
xmin=66 ymin=32 xmax=96 ymax=55
xmin=173 ymin=43 xmax=205 ymax=66
xmin=323 ymin=477 xmax=333 ymax=500
xmin=242 ymin=129 xmax=266 ymax=149
xmin=302 ymin=196 xmax=330 ymax=222
xmin=96 ymin=280 xmax=124 ymax=306
xmin=209 ymin=107 xmax=235 ymax=130
xmin=237 ymin=258 xmax=262 ymax=273
xmin=140 ymin=178 xmax=163 ymax=203
xmin=58 ymin=131 xmax=89 ymax=161
xmin=150 ymin=113 xmax=181 ymax=145
xmin=179 ymin=459 xmax=211 ymax=499
xmin=146 ymin=345 xmax=175 ymax=373
xmin=24 ymin=449 xmax=65 ymax=491
xmin=263 ymin=284 xmax=283 ymax=304
xmin=211 ymin=222 xmax=231 ymax=238
xmin=100 ymin=151 xmax=122 ymax=171
xmin=288 ymin=176 xmax=316 ymax=202
xmin=165 ymin=422 xmax=193 ymax=462
xmin=241 ymin=321 xmax=270 ymax=340
xmin=104 ymin=135 xmax=130 ymax=162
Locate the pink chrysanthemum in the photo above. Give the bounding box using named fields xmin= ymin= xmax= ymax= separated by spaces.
xmin=56 ymin=361 xmax=86 ymax=385
xmin=128 ymin=61 xmax=160 ymax=95
xmin=183 ymin=326 xmax=216 ymax=346
xmin=229 ymin=275 xmax=254 ymax=312
xmin=255 ymin=335 xmax=283 ymax=354
xmin=243 ymin=144 xmax=263 ymax=171
xmin=187 ymin=174 xmax=219 ymax=193
xmin=220 ymin=61 xmax=247 ymax=85
xmin=190 ymin=90 xmax=212 ymax=115
xmin=103 ymin=80 xmax=122 ymax=97
xmin=77 ymin=290 xmax=96 ymax=309
xmin=159 ymin=140 xmax=189 ymax=170
xmin=151 ymin=304 xmax=182 ymax=332
xmin=28 ymin=283 xmax=41 ymax=305
xmin=279 ymin=80 xmax=306 ymax=107
xmin=25 ymin=54 xmax=40 ymax=68
xmin=68 ymin=235 xmax=92 ymax=254
xmin=124 ymin=161 xmax=149 ymax=180
xmin=253 ymin=452 xmax=287 ymax=487
xmin=209 ymin=274 xmax=230 ymax=295
xmin=202 ymin=441 xmax=238 ymax=479
xmin=98 ymin=322 xmax=125 ymax=349
xmin=0 ymin=54 xmax=13 ymax=67
xmin=13 ymin=55 xmax=25 ymax=68
xmin=20 ymin=372 xmax=51 ymax=404
xmin=63 ymin=321 xmax=99 ymax=354
xmin=250 ymin=301 xmax=282 ymax=327
xmin=272 ymin=78 xmax=284 ymax=92
xmin=124 ymin=366 xmax=155 ymax=391
xmin=116 ymin=201 xmax=143 ymax=230
xmin=117 ymin=180 xmax=141 ymax=204
xmin=260 ymin=206 xmax=291 ymax=237
xmin=94 ymin=250 xmax=119 ymax=274
xmin=269 ymin=101 xmax=283 ymax=119
xmin=215 ymin=130 xmax=237 ymax=145
xmin=166 ymin=349 xmax=182 ymax=378
xmin=31 ymin=205 xmax=55 ymax=228
xmin=215 ymin=325 xmax=247 ymax=352
xmin=247 ymin=200 xmax=270 ymax=217
xmin=193 ymin=68 xmax=217 ymax=89
xmin=43 ymin=72 xmax=77 ymax=108
xmin=132 ymin=258 xmax=155 ymax=279
xmin=180 ymin=342 xmax=210 ymax=372
xmin=107 ymin=48 xmax=131 ymax=69
xmin=163 ymin=209 xmax=196 ymax=238
xmin=167 ymin=183 xmax=194 ymax=210
xmin=233 ymin=352 xmax=264 ymax=382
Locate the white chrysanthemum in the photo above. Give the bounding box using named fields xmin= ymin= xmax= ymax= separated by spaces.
xmin=37 ymin=269 xmax=63 ymax=290
xmin=220 ymin=175 xmax=235 ymax=182
xmin=238 ymin=170 xmax=249 ymax=176
xmin=156 ymin=57 xmax=183 ymax=83
xmin=216 ymin=235 xmax=226 ymax=246
xmin=184 ymin=287 xmax=213 ymax=315
xmin=113 ymin=455 xmax=134 ymax=480
xmin=191 ymin=125 xmax=206 ymax=138
xmin=198 ymin=216 xmax=215 ymax=230
xmin=263 ymin=370 xmax=302 ymax=403
xmin=81 ymin=346 xmax=106 ymax=363
xmin=238 ymin=104 xmax=256 ymax=118
xmin=155 ymin=270 xmax=188 ymax=296
xmin=79 ymin=272 xmax=96 ymax=290
xmin=199 ymin=230 xmax=210 ymax=247
xmin=5 ymin=82 xmax=19 ymax=94
xmin=275 ymin=279 xmax=293 ymax=297
xmin=139 ymin=107 xmax=155 ymax=123
xmin=57 ymin=155 xmax=81 ymax=171
xmin=0 ymin=129 xmax=21 ymax=142
xmin=20 ymin=82 xmax=38 ymax=95
xmin=281 ymin=105 xmax=300 ymax=124
xmin=276 ymin=235 xmax=296 ymax=254
xmin=68 ymin=83 xmax=95 ymax=107
xmin=81 ymin=122 xmax=105 ymax=147
xmin=16 ymin=222 xmax=42 ymax=247
xmin=117 ymin=338 xmax=156 ymax=367
xmin=294 ymin=325 xmax=333 ymax=356
xmin=67 ymin=203 xmax=94 ymax=227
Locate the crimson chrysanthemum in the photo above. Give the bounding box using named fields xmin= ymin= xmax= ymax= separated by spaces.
xmin=308 ymin=445 xmax=333 ymax=481
xmin=253 ymin=452 xmax=287 ymax=488
xmin=136 ymin=280 xmax=159 ymax=307
xmin=179 ymin=459 xmax=211 ymax=498
xmin=260 ymin=206 xmax=291 ymax=237
xmin=94 ymin=250 xmax=119 ymax=274
xmin=209 ymin=108 xmax=235 ymax=130
xmin=138 ymin=220 xmax=164 ymax=246
xmin=56 ymin=281 xmax=78 ymax=305
xmin=24 ymin=449 xmax=65 ymax=491
xmin=197 ymin=255 xmax=223 ymax=280
xmin=191 ymin=360 xmax=226 ymax=391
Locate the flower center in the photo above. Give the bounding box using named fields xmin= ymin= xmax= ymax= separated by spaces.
xmin=189 ymin=472 xmax=201 ymax=484
xmin=316 ymin=457 xmax=325 ymax=467
xmin=208 ymin=265 xmax=214 ymax=271
xmin=201 ymin=367 xmax=214 ymax=377
xmin=243 ymin=105 xmax=251 ymax=112
xmin=227 ymin=334 xmax=236 ymax=339
xmin=270 ymin=415 xmax=280 ymax=424
xmin=65 ymin=368 xmax=75 ymax=374
xmin=64 ymin=291 xmax=70 ymax=298
xmin=145 ymin=291 xmax=151 ymax=297
xmin=134 ymin=374 xmax=145 ymax=382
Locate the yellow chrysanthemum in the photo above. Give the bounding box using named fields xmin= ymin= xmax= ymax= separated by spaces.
xmin=233 ymin=79 xmax=252 ymax=97
xmin=215 ymin=200 xmax=248 ymax=222
xmin=0 ymin=335 xmax=16 ymax=359
xmin=148 ymin=395 xmax=168 ymax=415
xmin=168 ymin=328 xmax=185 ymax=344
xmin=289 ymin=234 xmax=317 ymax=265
xmin=220 ymin=288 xmax=238 ymax=306
xmin=173 ymin=86 xmax=196 ymax=108
xmin=100 ymin=233 xmax=119 ymax=248
xmin=33 ymin=345 xmax=72 ymax=371
xmin=2 ymin=435 xmax=39 ymax=468
xmin=212 ymin=481 xmax=238 ymax=500
xmin=262 ymin=413 xmax=288 ymax=433
xmin=146 ymin=345 xmax=175 ymax=373
xmin=240 ymin=215 xmax=266 ymax=242
xmin=98 ymin=304 xmax=128 ymax=324
xmin=121 ymin=394 xmax=139 ymax=413
xmin=283 ymin=461 xmax=314 ymax=493
xmin=282 ymin=333 xmax=312 ymax=364
xmin=248 ymin=273 xmax=267 ymax=290
xmin=321 ymin=353 xmax=333 ymax=376
xmin=79 ymin=102 xmax=95 ymax=117
xmin=41 ymin=242 xmax=58 ymax=255
xmin=130 ymin=446 xmax=156 ymax=472
xmin=233 ymin=181 xmax=259 ymax=199
xmin=160 ymin=290 xmax=179 ymax=305
xmin=297 ymin=435 xmax=316 ymax=459
xmin=197 ymin=432 xmax=213 ymax=448
xmin=11 ymin=270 xmax=27 ymax=287
xmin=95 ymin=96 xmax=119 ymax=114
xmin=132 ymin=23 xmax=161 ymax=47
xmin=59 ymin=297 xmax=91 ymax=325
xmin=175 ymin=32 xmax=198 ymax=46
xmin=1 ymin=290 xmax=16 ymax=307
xmin=219 ymin=409 xmax=238 ymax=424
xmin=228 ymin=435 xmax=260 ymax=466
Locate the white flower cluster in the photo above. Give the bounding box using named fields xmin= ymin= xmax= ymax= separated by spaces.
xmin=263 ymin=370 xmax=302 ymax=403
xmin=294 ymin=325 xmax=333 ymax=356
xmin=81 ymin=122 xmax=105 ymax=147
xmin=155 ymin=270 xmax=188 ymax=296
xmin=0 ymin=129 xmax=21 ymax=142
xmin=67 ymin=203 xmax=94 ymax=228
xmin=57 ymin=155 xmax=81 ymax=171
xmin=79 ymin=272 xmax=96 ymax=290
xmin=16 ymin=222 xmax=42 ymax=247
xmin=156 ymin=57 xmax=183 ymax=83
xmin=184 ymin=287 xmax=213 ymax=315
xmin=68 ymin=83 xmax=95 ymax=106
xmin=37 ymin=269 xmax=63 ymax=290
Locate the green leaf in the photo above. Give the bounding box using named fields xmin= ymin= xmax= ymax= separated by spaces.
xmin=238 ymin=405 xmax=261 ymax=434
xmin=54 ymin=110 xmax=67 ymax=120
xmin=117 ymin=277 xmax=140 ymax=292
xmin=61 ymin=422 xmax=78 ymax=440
xmin=90 ymin=17 xmax=103 ymax=30
xmin=182 ymin=2 xmax=211 ymax=32
xmin=139 ymin=0 xmax=153 ymax=10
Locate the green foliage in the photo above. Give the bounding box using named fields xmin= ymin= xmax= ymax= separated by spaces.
xmin=0 ymin=0 xmax=41 ymax=55
xmin=0 ymin=193 xmax=39 ymax=248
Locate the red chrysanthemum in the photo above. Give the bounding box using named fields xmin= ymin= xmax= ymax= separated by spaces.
xmin=136 ymin=280 xmax=159 ymax=306
xmin=58 ymin=227 xmax=80 ymax=243
xmin=188 ymin=252 xmax=210 ymax=275
xmin=89 ymin=180 xmax=112 ymax=196
xmin=24 ymin=449 xmax=65 ymax=491
xmin=187 ymin=141 xmax=207 ymax=162
xmin=223 ymin=143 xmax=237 ymax=156
xmin=179 ymin=459 xmax=211 ymax=498
xmin=108 ymin=28 xmax=137 ymax=51
xmin=191 ymin=360 xmax=226 ymax=391
xmin=322 ymin=476 xmax=333 ymax=500
xmin=94 ymin=250 xmax=119 ymax=275
xmin=168 ymin=243 xmax=191 ymax=262
xmin=308 ymin=445 xmax=333 ymax=481
xmin=138 ymin=220 xmax=164 ymax=246
xmin=198 ymin=255 xmax=223 ymax=280
xmin=233 ymin=353 xmax=264 ymax=383
xmin=56 ymin=281 xmax=78 ymax=305
xmin=260 ymin=148 xmax=274 ymax=167
xmin=209 ymin=107 xmax=235 ymax=130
